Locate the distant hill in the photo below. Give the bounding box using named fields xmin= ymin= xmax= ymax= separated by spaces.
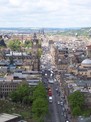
xmin=0 ymin=27 xmax=91 ymax=36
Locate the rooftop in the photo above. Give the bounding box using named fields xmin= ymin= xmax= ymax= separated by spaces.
xmin=81 ymin=59 xmax=91 ymax=65
xmin=0 ymin=113 xmax=20 ymax=122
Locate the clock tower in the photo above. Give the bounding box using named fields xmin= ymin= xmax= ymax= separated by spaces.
xmin=32 ymin=33 xmax=40 ymax=71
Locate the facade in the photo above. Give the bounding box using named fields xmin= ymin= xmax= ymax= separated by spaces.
xmin=68 ymin=58 xmax=91 ymax=78
xmin=86 ymin=45 xmax=91 ymax=58
xmin=55 ymin=46 xmax=68 ymax=70
xmin=0 ymin=70 xmax=41 ymax=98
xmin=0 ymin=79 xmax=22 ymax=98
xmin=31 ymin=33 xmax=40 ymax=71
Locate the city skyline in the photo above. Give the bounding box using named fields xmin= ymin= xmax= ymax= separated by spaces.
xmin=0 ymin=0 xmax=91 ymax=28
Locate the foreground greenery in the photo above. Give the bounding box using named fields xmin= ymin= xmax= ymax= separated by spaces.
xmin=68 ymin=91 xmax=91 ymax=117
xmin=9 ymin=82 xmax=48 ymax=122
xmin=32 ymin=82 xmax=48 ymax=122
xmin=0 ymin=100 xmax=34 ymax=122
xmin=10 ymin=83 xmax=34 ymax=104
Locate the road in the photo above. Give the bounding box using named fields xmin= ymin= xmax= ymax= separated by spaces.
xmin=42 ymin=70 xmax=66 ymax=122
xmin=41 ymin=37 xmax=69 ymax=122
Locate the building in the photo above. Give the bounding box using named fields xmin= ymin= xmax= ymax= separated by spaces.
xmin=55 ymin=46 xmax=68 ymax=70
xmin=68 ymin=58 xmax=91 ymax=78
xmin=31 ymin=33 xmax=40 ymax=71
xmin=0 ymin=70 xmax=41 ymax=98
xmin=86 ymin=45 xmax=91 ymax=58
xmin=0 ymin=113 xmax=21 ymax=122
xmin=0 ymin=78 xmax=22 ymax=98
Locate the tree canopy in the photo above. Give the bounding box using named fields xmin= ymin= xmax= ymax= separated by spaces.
xmin=37 ymin=48 xmax=42 ymax=58
xmin=24 ymin=40 xmax=32 ymax=48
xmin=33 ymin=82 xmax=47 ymax=100
xmin=8 ymin=40 xmax=21 ymax=51
xmin=32 ymin=97 xmax=48 ymax=122
xmin=10 ymin=82 xmax=48 ymax=122
xmin=68 ymin=91 xmax=85 ymax=116
xmin=10 ymin=83 xmax=34 ymax=104
xmin=32 ymin=82 xmax=48 ymax=122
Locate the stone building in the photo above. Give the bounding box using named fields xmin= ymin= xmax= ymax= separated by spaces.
xmin=55 ymin=46 xmax=68 ymax=70
xmin=31 ymin=33 xmax=40 ymax=71
xmin=86 ymin=45 xmax=91 ymax=58
xmin=68 ymin=58 xmax=91 ymax=78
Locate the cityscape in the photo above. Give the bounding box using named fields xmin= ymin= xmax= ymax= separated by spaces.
xmin=0 ymin=0 xmax=91 ymax=122
xmin=0 ymin=27 xmax=91 ymax=122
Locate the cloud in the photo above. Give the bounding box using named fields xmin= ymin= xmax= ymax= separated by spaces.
xmin=0 ymin=0 xmax=91 ymax=27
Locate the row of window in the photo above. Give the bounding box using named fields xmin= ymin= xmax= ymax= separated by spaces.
xmin=1 ymin=89 xmax=16 ymax=91
xmin=0 ymin=85 xmax=17 ymax=87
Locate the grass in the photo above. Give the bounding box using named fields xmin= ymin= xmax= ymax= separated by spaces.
xmin=0 ymin=100 xmax=34 ymax=122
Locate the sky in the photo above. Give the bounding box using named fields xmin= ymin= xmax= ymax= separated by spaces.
xmin=0 ymin=0 xmax=91 ymax=28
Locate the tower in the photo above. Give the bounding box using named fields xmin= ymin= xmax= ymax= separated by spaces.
xmin=86 ymin=45 xmax=91 ymax=58
xmin=32 ymin=33 xmax=40 ymax=71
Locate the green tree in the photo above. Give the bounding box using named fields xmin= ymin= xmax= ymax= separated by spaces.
xmin=10 ymin=90 xmax=20 ymax=102
xmin=68 ymin=91 xmax=84 ymax=108
xmin=32 ymin=97 xmax=48 ymax=122
xmin=68 ymin=91 xmax=85 ymax=116
xmin=24 ymin=40 xmax=32 ymax=48
xmin=33 ymin=82 xmax=47 ymax=100
xmin=10 ymin=83 xmax=34 ymax=104
xmin=32 ymin=82 xmax=48 ymax=122
xmin=37 ymin=48 xmax=42 ymax=58
xmin=8 ymin=40 xmax=21 ymax=51
xmin=72 ymin=106 xmax=82 ymax=116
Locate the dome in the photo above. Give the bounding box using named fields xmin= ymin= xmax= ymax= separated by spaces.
xmin=81 ymin=59 xmax=91 ymax=65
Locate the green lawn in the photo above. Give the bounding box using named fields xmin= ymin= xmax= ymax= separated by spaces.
xmin=0 ymin=100 xmax=35 ymax=122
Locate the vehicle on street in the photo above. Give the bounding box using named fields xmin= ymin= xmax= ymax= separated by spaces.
xmin=56 ymin=88 xmax=58 ymax=91
xmin=60 ymin=101 xmax=64 ymax=106
xmin=57 ymin=101 xmax=60 ymax=105
xmin=48 ymin=79 xmax=54 ymax=84
xmin=48 ymin=88 xmax=52 ymax=96
xmin=45 ymin=73 xmax=47 ymax=76
xmin=65 ymin=120 xmax=69 ymax=122
xmin=49 ymin=96 xmax=53 ymax=103
xmin=62 ymin=107 xmax=65 ymax=112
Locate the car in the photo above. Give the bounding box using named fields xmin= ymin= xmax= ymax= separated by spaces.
xmin=45 ymin=73 xmax=47 ymax=76
xmin=56 ymin=88 xmax=58 ymax=91
xmin=65 ymin=120 xmax=69 ymax=122
xmin=50 ymin=73 xmax=53 ymax=76
xmin=48 ymin=79 xmax=54 ymax=84
xmin=62 ymin=107 xmax=65 ymax=111
xmin=60 ymin=101 xmax=63 ymax=106
xmin=49 ymin=96 xmax=53 ymax=103
xmin=63 ymin=112 xmax=67 ymax=117
xmin=57 ymin=101 xmax=60 ymax=105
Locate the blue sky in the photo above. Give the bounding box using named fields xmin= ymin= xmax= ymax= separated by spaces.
xmin=0 ymin=0 xmax=91 ymax=28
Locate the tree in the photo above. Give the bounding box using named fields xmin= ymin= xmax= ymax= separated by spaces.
xmin=24 ymin=40 xmax=32 ymax=48
xmin=32 ymin=82 xmax=48 ymax=122
xmin=32 ymin=97 xmax=48 ymax=122
xmin=8 ymin=40 xmax=21 ymax=51
xmin=10 ymin=83 xmax=34 ymax=104
xmin=37 ymin=48 xmax=42 ymax=58
xmin=68 ymin=91 xmax=85 ymax=116
xmin=68 ymin=91 xmax=84 ymax=108
xmin=72 ymin=106 xmax=82 ymax=116
xmin=33 ymin=82 xmax=47 ymax=100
